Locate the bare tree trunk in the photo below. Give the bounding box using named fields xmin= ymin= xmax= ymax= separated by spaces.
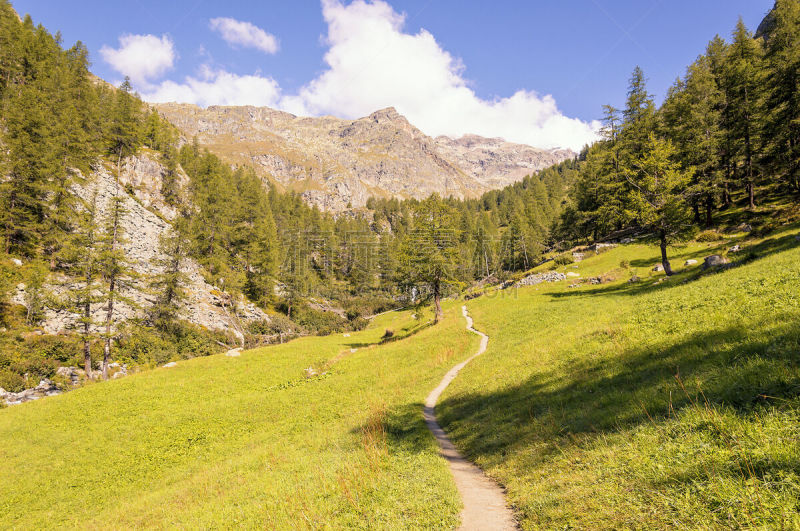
xmin=103 ymin=275 xmax=116 ymax=380
xmin=83 ymin=300 xmax=92 ymax=378
xmin=705 ymin=194 xmax=714 ymax=228
xmin=660 ymin=230 xmax=674 ymax=276
xmin=433 ymin=278 xmax=443 ymax=324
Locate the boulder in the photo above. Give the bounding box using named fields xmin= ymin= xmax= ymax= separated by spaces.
xmin=702 ymin=255 xmax=729 ymax=270
xmin=620 ymin=238 xmax=634 ymax=244
xmin=225 ymin=348 xmax=242 ymax=357
xmin=795 ymin=234 xmax=800 ymax=241
xmin=589 ymin=276 xmax=603 ymax=285
xmin=566 ymin=272 xmax=580 ymax=278
xmin=628 ymin=275 xmax=640 ymax=283
xmin=729 ymin=244 xmax=741 ymax=253
xmin=162 ymin=362 xmax=177 ymax=368
xmin=652 ymin=264 xmax=664 ymax=272
xmin=11 ymin=258 xmax=22 ymax=266
xmin=516 ymin=272 xmax=567 ymax=287
xmin=684 ymin=259 xmax=698 ymax=266
xmin=736 ymin=223 xmax=753 ymax=233
xmin=304 ymin=367 xmax=317 ymax=378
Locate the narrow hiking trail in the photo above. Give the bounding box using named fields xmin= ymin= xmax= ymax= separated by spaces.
xmin=424 ymin=306 xmax=517 ymax=530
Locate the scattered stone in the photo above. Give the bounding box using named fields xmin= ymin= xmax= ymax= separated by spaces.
xmin=350 ymin=348 xmax=357 ymax=353
xmin=566 ymin=272 xmax=580 ymax=278
xmin=729 ymin=244 xmax=741 ymax=253
xmin=225 ymin=347 xmax=242 ymax=357
xmin=628 ymin=275 xmax=640 ymax=283
xmin=572 ymin=252 xmax=585 ymax=262
xmin=684 ymin=259 xmax=698 ymax=266
xmin=11 ymin=258 xmax=22 ymax=266
xmin=515 ymin=271 xmax=566 ymax=287
xmin=343 ymin=333 xmax=350 ymax=337
xmin=652 ymin=264 xmax=664 ymax=272
xmin=589 ymin=276 xmax=603 ymax=285
xmin=162 ymin=362 xmax=177 ymax=368
xmin=1 ymin=379 xmax=61 ymax=406
xmin=304 ymin=367 xmax=317 ymax=378
xmin=620 ymin=238 xmax=635 ymax=244
xmin=568 ymin=283 xmax=581 ymax=289
xmin=702 ymin=255 xmax=729 ymax=270
xmin=736 ymin=223 xmax=753 ymax=233
xmin=590 ymin=243 xmax=618 ymax=252
xmin=56 ymin=366 xmax=87 ymax=386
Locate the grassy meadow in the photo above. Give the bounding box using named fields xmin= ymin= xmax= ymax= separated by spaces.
xmin=439 ymin=224 xmax=800 ymax=528
xmin=0 ymin=307 xmax=477 ymax=529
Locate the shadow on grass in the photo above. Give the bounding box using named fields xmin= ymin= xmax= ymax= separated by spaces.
xmin=435 ymin=317 xmax=800 ymax=472
xmin=344 ymin=321 xmax=434 ymax=350
xmin=554 ymin=231 xmax=800 ymax=300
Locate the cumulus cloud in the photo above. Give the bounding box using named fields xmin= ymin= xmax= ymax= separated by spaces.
xmin=142 ymin=66 xmax=282 ymax=107
xmin=210 ymin=17 xmax=280 ymax=54
xmin=280 ymin=0 xmax=600 ymax=150
xmin=132 ymin=0 xmax=598 ymax=150
xmin=100 ymin=34 xmax=176 ymax=85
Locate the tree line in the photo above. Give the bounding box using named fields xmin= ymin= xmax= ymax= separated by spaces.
xmin=555 ymin=2 xmax=800 ymax=273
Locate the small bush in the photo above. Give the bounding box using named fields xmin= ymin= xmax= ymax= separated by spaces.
xmin=695 ymin=230 xmax=722 ymax=242
xmin=553 ymin=253 xmax=574 ymax=266
xmin=0 ymin=369 xmax=25 ymax=393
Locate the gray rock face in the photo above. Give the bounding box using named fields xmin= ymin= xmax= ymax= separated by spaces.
xmin=703 ymin=255 xmax=729 ymax=270
xmin=515 ymin=271 xmax=566 ymax=287
xmin=11 ymin=156 xmax=268 ymax=336
xmin=155 ymin=103 xmax=574 ymax=212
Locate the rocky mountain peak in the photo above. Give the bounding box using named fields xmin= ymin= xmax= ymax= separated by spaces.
xmin=155 ymin=103 xmax=574 ymax=212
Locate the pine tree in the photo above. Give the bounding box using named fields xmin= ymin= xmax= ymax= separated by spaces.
xmin=107 ymin=77 xmax=142 ymax=178
xmin=763 ymin=0 xmax=800 ymax=192
xmin=149 ymin=222 xmax=189 ymax=331
xmin=661 ymin=54 xmax=724 ymax=226
xmin=401 ymin=196 xmax=459 ymax=322
xmin=725 ymin=19 xmax=765 ymax=208
xmin=97 ymin=191 xmax=135 ymax=379
xmin=624 ymin=134 xmax=692 ymax=275
xmin=61 ymin=191 xmax=102 ymax=377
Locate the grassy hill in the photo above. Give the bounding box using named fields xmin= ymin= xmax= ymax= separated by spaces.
xmin=0 ymin=309 xmax=476 ymax=529
xmin=439 ymin=223 xmax=800 ymax=528
xmin=2 ymin=219 xmax=799 ymax=529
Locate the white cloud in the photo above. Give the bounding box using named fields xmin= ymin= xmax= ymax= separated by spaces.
xmin=134 ymin=0 xmax=598 ymax=150
xmin=210 ymin=17 xmax=279 ymax=54
xmin=281 ymin=0 xmax=599 ymax=150
xmin=100 ymin=34 xmax=176 ymax=85
xmin=142 ymin=66 xmax=281 ymax=108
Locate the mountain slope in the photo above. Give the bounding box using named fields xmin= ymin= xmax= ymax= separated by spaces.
xmin=156 ymin=103 xmax=573 ymax=211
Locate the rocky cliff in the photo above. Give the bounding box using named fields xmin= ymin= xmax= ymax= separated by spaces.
xmin=12 ymin=153 xmax=266 ymax=340
xmin=155 ymin=104 xmax=573 ymax=212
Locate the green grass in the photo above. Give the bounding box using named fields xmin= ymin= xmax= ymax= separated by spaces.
xmin=439 ymin=225 xmax=800 ymax=529
xmin=0 ymin=306 xmax=478 ymax=529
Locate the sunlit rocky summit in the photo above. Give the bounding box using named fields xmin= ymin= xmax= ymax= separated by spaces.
xmin=156 ymin=103 xmax=574 ymax=211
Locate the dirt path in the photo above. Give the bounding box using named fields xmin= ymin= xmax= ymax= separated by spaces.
xmin=423 ymin=305 xmax=517 ymax=530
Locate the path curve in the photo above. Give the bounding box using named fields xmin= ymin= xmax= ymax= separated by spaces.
xmin=424 ymin=306 xmax=517 ymax=530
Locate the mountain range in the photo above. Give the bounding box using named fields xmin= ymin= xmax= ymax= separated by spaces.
xmin=156 ymin=103 xmax=574 ymax=211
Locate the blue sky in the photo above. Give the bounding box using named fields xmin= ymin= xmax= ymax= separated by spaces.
xmin=13 ymin=0 xmax=772 ymax=150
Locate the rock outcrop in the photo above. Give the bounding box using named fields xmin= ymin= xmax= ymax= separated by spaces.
xmin=11 ymin=156 xmax=267 ymax=337
xmin=155 ymin=103 xmax=573 ymax=212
